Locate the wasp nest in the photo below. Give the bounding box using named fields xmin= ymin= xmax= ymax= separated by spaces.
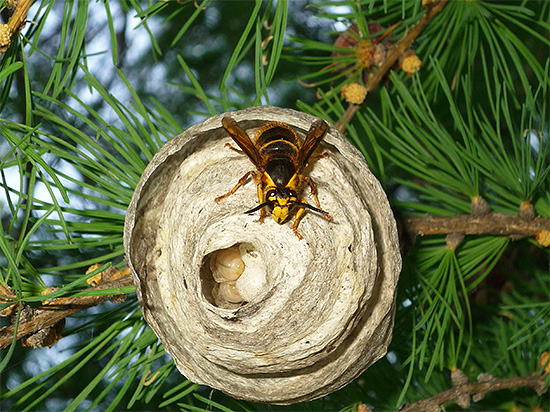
xmin=124 ymin=106 xmax=401 ymax=404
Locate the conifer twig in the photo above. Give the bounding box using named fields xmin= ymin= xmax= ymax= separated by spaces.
xmin=401 ymin=213 xmax=550 ymax=246
xmin=0 ymin=0 xmax=35 ymax=55
xmin=335 ymin=0 xmax=448 ymax=132
xmin=398 ymin=371 xmax=548 ymax=412
xmin=0 ymin=271 xmax=133 ymax=350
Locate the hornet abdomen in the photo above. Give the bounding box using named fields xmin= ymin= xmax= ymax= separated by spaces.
xmin=256 ymin=123 xmax=300 ymax=159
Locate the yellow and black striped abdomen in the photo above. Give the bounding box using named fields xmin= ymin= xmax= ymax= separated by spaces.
xmin=255 ymin=122 xmax=300 ymax=158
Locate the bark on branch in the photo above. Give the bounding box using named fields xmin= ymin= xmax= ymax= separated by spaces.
xmin=0 ymin=0 xmax=35 ymax=55
xmin=0 ymin=270 xmax=133 ymax=350
xmin=398 ymin=371 xmax=548 ymax=412
xmin=401 ymin=212 xmax=549 ymax=245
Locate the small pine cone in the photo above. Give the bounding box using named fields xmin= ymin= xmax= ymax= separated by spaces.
xmin=341 ymin=83 xmax=367 ymax=105
xmin=400 ymin=53 xmax=423 ymax=76
xmin=0 ymin=24 xmax=13 ymax=51
xmin=538 ymin=351 xmax=550 ymax=374
xmin=535 ymin=229 xmax=550 ymax=247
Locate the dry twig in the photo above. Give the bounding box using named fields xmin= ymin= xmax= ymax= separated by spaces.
xmin=398 ymin=370 xmax=548 ymax=412
xmin=0 ymin=0 xmax=35 ymax=55
xmin=0 ymin=268 xmax=133 ymax=350
xmin=401 ymin=213 xmax=550 ymax=247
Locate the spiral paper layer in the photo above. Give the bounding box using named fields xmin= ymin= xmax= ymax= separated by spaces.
xmin=124 ymin=107 xmax=401 ymax=404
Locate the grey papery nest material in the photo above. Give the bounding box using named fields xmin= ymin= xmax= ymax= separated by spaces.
xmin=124 ymin=106 xmax=401 ymax=404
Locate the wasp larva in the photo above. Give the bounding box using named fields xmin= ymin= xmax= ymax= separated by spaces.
xmin=209 ymin=247 xmax=245 ymax=283
xmin=217 ymin=282 xmax=243 ymax=304
xmin=210 ymin=247 xmax=245 ymax=306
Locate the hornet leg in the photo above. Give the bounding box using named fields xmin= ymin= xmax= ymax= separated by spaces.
xmin=215 ymin=171 xmax=253 ymax=202
xmin=292 ymin=206 xmax=306 ymax=240
xmin=257 ymin=181 xmax=266 ymax=222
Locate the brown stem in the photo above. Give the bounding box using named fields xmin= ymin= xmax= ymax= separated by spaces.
xmin=7 ymin=0 xmax=35 ymax=33
xmin=401 ymin=213 xmax=549 ymax=240
xmin=0 ymin=0 xmax=34 ymax=56
xmin=0 ymin=273 xmax=134 ymax=350
xmin=336 ymin=0 xmax=448 ymax=132
xmin=399 ymin=373 xmax=548 ymax=412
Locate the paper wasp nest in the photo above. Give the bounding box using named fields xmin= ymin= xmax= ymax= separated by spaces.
xmin=124 ymin=106 xmax=401 ymax=404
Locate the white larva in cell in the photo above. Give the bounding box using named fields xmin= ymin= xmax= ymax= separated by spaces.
xmin=209 ymin=247 xmax=245 ymax=283
xmin=217 ymin=282 xmax=243 ymax=304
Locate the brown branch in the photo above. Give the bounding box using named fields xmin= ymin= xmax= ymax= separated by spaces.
xmin=7 ymin=0 xmax=34 ymax=32
xmin=0 ymin=271 xmax=134 ymax=350
xmin=400 ymin=212 xmax=550 ymax=246
xmin=402 ymin=213 xmax=549 ymax=237
xmin=0 ymin=0 xmax=35 ymax=55
xmin=335 ymin=0 xmax=448 ymax=132
xmin=398 ymin=372 xmax=548 ymax=412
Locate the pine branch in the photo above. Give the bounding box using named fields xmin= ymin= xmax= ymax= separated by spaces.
xmin=401 ymin=213 xmax=550 ymax=247
xmin=398 ymin=369 xmax=548 ymax=412
xmin=0 ymin=268 xmax=133 ymax=350
xmin=0 ymin=0 xmax=35 ymax=55
xmin=335 ymin=0 xmax=448 ymax=132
